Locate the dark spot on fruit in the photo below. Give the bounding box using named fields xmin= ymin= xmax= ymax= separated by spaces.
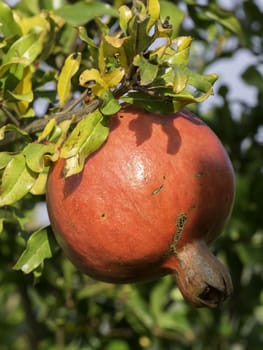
xmin=170 ymin=213 xmax=188 ymax=254
xmin=101 ymin=213 xmax=106 ymax=218
xmin=152 ymin=184 xmax=164 ymax=195
xmin=195 ymin=172 xmax=204 ymax=178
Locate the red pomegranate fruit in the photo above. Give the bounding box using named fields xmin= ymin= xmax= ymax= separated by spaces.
xmin=46 ymin=105 xmax=235 ymax=308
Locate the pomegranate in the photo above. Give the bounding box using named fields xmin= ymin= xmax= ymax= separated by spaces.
xmin=46 ymin=105 xmax=235 ymax=308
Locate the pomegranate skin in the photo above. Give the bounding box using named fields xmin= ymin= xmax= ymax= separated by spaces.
xmin=46 ymin=106 xmax=235 ymax=307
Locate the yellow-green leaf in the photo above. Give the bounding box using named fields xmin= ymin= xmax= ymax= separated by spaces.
xmin=119 ymin=5 xmax=133 ymax=34
xmin=30 ymin=172 xmax=48 ymax=195
xmin=61 ymin=110 xmax=109 ymax=177
xmin=37 ymin=118 xmax=56 ymax=142
xmin=147 ymin=0 xmax=161 ymax=32
xmin=0 ymin=154 xmax=37 ymax=207
xmin=23 ymin=143 xmax=56 ymax=173
xmin=13 ymin=227 xmax=59 ymax=274
xmin=58 ymin=52 xmax=81 ymax=107
xmin=11 ymin=66 xmax=33 ymax=114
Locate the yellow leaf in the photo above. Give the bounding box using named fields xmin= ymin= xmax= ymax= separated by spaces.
xmin=174 ymin=36 xmax=193 ymax=51
xmin=18 ymin=14 xmax=49 ymax=35
xmin=119 ymin=5 xmax=132 ymax=34
xmin=103 ymin=68 xmax=125 ymax=88
xmin=79 ymin=68 xmax=106 ymax=87
xmin=147 ymin=0 xmax=160 ymax=32
xmin=104 ymin=33 xmax=128 ymax=49
xmin=30 ymin=172 xmax=48 ymax=195
xmin=58 ymin=52 xmax=81 ymax=107
xmin=37 ymin=118 xmax=56 ymax=142
xmin=15 ymin=66 xmax=33 ymax=114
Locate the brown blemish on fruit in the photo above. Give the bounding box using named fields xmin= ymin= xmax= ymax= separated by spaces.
xmin=152 ymin=184 xmax=164 ymax=195
xmin=195 ymin=172 xmax=204 ymax=178
xmin=170 ymin=213 xmax=188 ymax=254
xmin=151 ymin=176 xmax=166 ymax=195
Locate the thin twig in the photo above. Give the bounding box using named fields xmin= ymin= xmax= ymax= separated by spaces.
xmin=1 ymin=106 xmax=20 ymax=126
xmin=0 ymin=98 xmax=102 ymax=147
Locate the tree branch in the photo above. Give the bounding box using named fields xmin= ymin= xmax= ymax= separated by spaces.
xmin=0 ymin=98 xmax=102 ymax=148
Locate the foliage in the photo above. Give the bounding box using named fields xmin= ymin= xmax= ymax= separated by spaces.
xmin=0 ymin=0 xmax=262 ymax=349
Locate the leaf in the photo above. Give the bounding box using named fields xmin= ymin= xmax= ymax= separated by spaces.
xmin=0 ymin=154 xmax=37 ymax=207
xmin=126 ymin=287 xmax=154 ymax=329
xmin=13 ymin=227 xmax=59 ymax=274
xmin=187 ymin=69 xmax=218 ymax=93
xmin=133 ymin=55 xmax=159 ymax=85
xmin=61 ymin=110 xmax=109 ymax=177
xmin=3 ymin=33 xmax=42 ymax=67
xmin=242 ymin=66 xmax=263 ymax=92
xmin=0 ymin=208 xmax=22 ymax=233
xmin=0 ymin=152 xmax=15 ymax=170
xmin=147 ymin=0 xmax=161 ymax=32
xmin=201 ymin=4 xmax=244 ymax=40
xmin=57 ymin=52 xmax=81 ymax=107
xmin=30 ymin=172 xmax=48 ymax=195
xmin=123 ymin=91 xmax=175 ymax=115
xmin=119 ymin=5 xmax=133 ymax=34
xmin=100 ymin=95 xmax=121 ymax=116
xmin=8 ymin=66 xmax=33 ymax=114
xmin=37 ymin=118 xmax=57 ymax=142
xmin=79 ymin=67 xmax=125 ymax=97
xmin=0 ymin=2 xmax=22 ymax=38
xmin=150 ymin=277 xmax=172 ymax=323
xmin=0 ymin=124 xmax=30 ymax=141
xmin=77 ymin=26 xmax=98 ymax=48
xmin=54 ymin=2 xmax=118 ymax=25
xmin=79 ymin=68 xmax=105 ymax=88
xmin=22 ymin=142 xmax=56 ymax=173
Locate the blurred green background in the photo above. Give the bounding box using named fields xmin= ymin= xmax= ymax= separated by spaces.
xmin=0 ymin=0 xmax=262 ymax=349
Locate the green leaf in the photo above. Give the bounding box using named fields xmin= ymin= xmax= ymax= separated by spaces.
xmin=150 ymin=277 xmax=172 ymax=323
xmin=126 ymin=287 xmax=154 ymax=329
xmin=0 ymin=2 xmax=22 ymax=38
xmin=77 ymin=26 xmax=98 ymax=48
xmin=0 ymin=208 xmax=21 ymax=233
xmin=54 ymin=2 xmax=118 ymax=25
xmin=186 ymin=68 xmax=218 ymax=93
xmin=0 ymin=124 xmax=30 ymax=141
xmin=242 ymin=66 xmax=263 ymax=92
xmin=0 ymin=154 xmax=37 ymax=207
xmin=123 ymin=91 xmax=175 ymax=115
xmin=22 ymin=142 xmax=56 ymax=173
xmin=133 ymin=55 xmax=159 ymax=85
xmin=201 ymin=4 xmax=244 ymax=40
xmin=100 ymin=91 xmax=121 ymax=116
xmin=57 ymin=52 xmax=81 ymax=107
xmin=0 ymin=152 xmax=15 ymax=170
xmin=61 ymin=110 xmax=109 ymax=177
xmin=3 ymin=33 xmax=42 ymax=67
xmin=13 ymin=226 xmax=59 ymax=274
